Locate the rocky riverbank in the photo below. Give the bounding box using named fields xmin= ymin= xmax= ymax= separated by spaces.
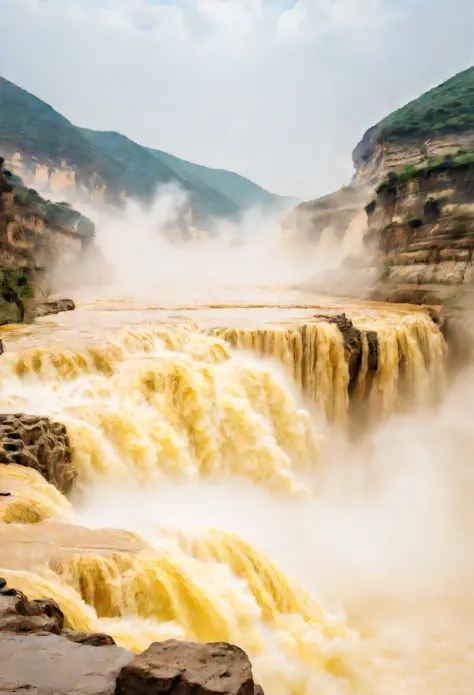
xmin=0 ymin=578 xmax=264 ymax=695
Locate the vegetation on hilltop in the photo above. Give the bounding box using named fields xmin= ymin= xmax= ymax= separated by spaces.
xmin=0 ymin=76 xmax=286 ymax=221
xmin=354 ymin=66 xmax=474 ymax=166
xmin=81 ymin=129 xmax=241 ymax=220
xmin=380 ymin=67 xmax=474 ymax=141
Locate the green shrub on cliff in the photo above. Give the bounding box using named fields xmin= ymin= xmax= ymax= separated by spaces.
xmin=4 ymin=166 xmax=95 ymax=238
xmin=0 ymin=266 xmax=33 ymax=325
xmin=376 ymin=149 xmax=474 ymax=194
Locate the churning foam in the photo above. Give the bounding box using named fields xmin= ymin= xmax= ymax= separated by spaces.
xmin=0 ymin=312 xmax=472 ymax=693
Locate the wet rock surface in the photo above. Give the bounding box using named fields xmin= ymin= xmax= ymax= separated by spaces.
xmin=63 ymin=628 xmax=117 ymax=647
xmin=0 ymin=582 xmax=263 ymax=695
xmin=0 ymin=581 xmax=64 ymax=635
xmin=115 ymin=639 xmax=263 ymax=695
xmin=314 ymin=312 xmax=379 ymax=384
xmin=0 ymin=414 xmax=76 ymax=495
xmin=0 ymin=633 xmax=132 ymax=695
xmin=32 ymin=298 xmax=75 ymax=318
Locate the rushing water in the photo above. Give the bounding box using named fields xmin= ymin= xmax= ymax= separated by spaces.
xmin=0 ymin=297 xmax=473 ymax=694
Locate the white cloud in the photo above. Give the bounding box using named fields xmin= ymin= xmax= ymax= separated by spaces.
xmin=0 ymin=0 xmax=473 ymax=199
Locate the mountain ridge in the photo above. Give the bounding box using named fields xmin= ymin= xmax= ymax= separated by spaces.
xmin=0 ymin=76 xmax=293 ymax=222
xmin=353 ymin=65 xmax=474 ymax=169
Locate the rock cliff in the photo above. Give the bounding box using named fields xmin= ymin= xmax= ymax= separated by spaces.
xmin=287 ymin=65 xmax=474 ymax=306
xmin=0 ymin=158 xmax=91 ymax=323
xmin=283 ymin=184 xmax=369 ymax=243
xmin=366 ymin=153 xmax=474 ymax=305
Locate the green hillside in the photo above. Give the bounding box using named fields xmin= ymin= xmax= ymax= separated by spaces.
xmin=148 ymin=148 xmax=282 ymax=210
xmin=82 ymin=129 xmax=240 ymax=219
xmin=0 ymin=76 xmax=286 ymax=220
xmin=381 ymin=66 xmax=474 ymax=141
xmin=354 ymin=66 xmax=474 ymax=166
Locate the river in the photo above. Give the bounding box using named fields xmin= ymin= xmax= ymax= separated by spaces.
xmin=0 ymin=293 xmax=472 ymax=694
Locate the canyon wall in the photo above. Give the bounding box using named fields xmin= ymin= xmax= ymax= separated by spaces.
xmin=353 ymin=130 xmax=474 ymax=188
xmin=366 ymin=158 xmax=474 ymax=305
xmin=3 ymin=150 xmax=120 ymax=206
xmin=0 ymin=161 xmax=89 ymax=322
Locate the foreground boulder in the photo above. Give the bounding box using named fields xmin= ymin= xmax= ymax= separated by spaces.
xmin=0 ymin=414 xmax=76 ymax=494
xmin=115 ymin=639 xmax=263 ymax=695
xmin=0 ymin=633 xmax=132 ymax=695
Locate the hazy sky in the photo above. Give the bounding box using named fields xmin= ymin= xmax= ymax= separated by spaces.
xmin=1 ymin=0 xmax=473 ymax=199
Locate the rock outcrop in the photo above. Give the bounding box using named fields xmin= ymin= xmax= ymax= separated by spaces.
xmin=0 ymin=579 xmax=64 ymax=635
xmin=0 ymin=159 xmax=85 ymax=323
xmin=115 ymin=639 xmax=263 ymax=695
xmin=313 ymin=313 xmax=378 ymax=388
xmin=0 ymin=415 xmax=76 ymax=495
xmin=0 ymin=579 xmax=115 ymax=646
xmin=353 ymin=130 xmax=474 ymax=189
xmin=366 ymin=159 xmax=474 ymax=304
xmin=62 ymin=628 xmax=117 ymax=647
xmin=283 ymin=185 xmax=369 ymax=244
xmin=0 ymin=581 xmax=263 ymax=695
xmin=31 ymin=298 xmax=76 ymax=319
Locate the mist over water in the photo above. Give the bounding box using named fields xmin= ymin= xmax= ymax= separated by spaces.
xmin=4 ymin=178 xmax=474 ymax=692
xmin=48 ymin=183 xmax=373 ymax=305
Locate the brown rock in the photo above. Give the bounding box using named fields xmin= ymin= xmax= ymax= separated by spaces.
xmin=0 ymin=632 xmax=132 ymax=695
xmin=32 ymin=298 xmax=75 ymax=318
xmin=115 ymin=639 xmax=263 ymax=695
xmin=366 ymin=166 xmax=474 ymax=305
xmin=313 ymin=313 xmax=379 ymax=385
xmin=62 ymin=628 xmax=116 ymax=647
xmin=0 ymin=581 xmax=64 ymax=635
xmin=0 ymin=414 xmax=76 ymax=494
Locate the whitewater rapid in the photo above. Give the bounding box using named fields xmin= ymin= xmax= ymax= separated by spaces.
xmin=0 ymin=299 xmax=472 ymax=694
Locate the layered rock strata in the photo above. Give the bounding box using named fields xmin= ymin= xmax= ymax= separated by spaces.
xmin=366 ymin=164 xmax=474 ymax=305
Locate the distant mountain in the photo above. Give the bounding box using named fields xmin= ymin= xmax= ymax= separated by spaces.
xmin=354 ymin=66 xmax=474 ymax=168
xmin=0 ymin=76 xmax=291 ymax=222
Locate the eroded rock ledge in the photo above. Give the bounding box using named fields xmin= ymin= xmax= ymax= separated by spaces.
xmin=313 ymin=313 xmax=378 ymax=388
xmin=0 ymin=414 xmax=76 ymax=495
xmin=31 ymin=298 xmax=76 ymax=319
xmin=0 ymin=579 xmax=264 ymax=695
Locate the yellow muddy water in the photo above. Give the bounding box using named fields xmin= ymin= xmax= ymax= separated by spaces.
xmin=0 ymin=295 xmax=472 ymax=694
